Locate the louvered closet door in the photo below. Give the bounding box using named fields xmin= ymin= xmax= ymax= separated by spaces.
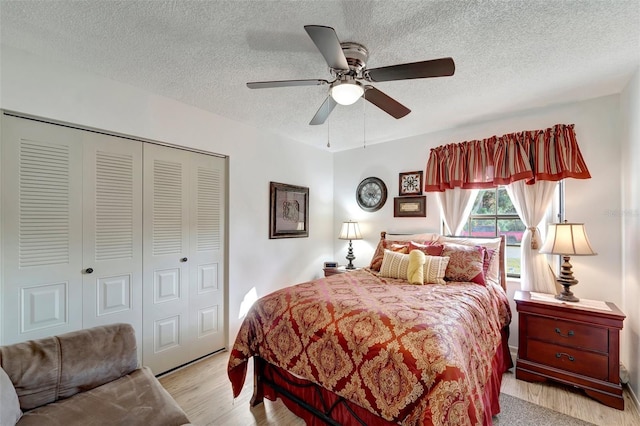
xmin=143 ymin=144 xmax=191 ymax=374
xmin=1 ymin=115 xmax=83 ymax=344
xmin=187 ymin=152 xmax=226 ymax=359
xmin=81 ymin=132 xmax=143 ymax=351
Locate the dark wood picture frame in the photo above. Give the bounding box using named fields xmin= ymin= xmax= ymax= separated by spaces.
xmin=398 ymin=171 xmax=423 ymax=195
xmin=394 ymin=196 xmax=426 ymax=217
xmin=269 ymin=182 xmax=309 ymax=239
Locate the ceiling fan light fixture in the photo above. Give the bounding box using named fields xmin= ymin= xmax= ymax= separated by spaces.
xmin=331 ymin=81 xmax=364 ymax=105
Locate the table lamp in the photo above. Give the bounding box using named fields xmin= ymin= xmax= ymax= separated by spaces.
xmin=338 ymin=221 xmax=362 ymax=269
xmin=539 ymin=221 xmax=596 ymax=302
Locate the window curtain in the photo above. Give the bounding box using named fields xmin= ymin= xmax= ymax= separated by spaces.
xmin=425 ymin=124 xmax=591 ymax=191
xmin=505 ymin=180 xmax=557 ymax=293
xmin=424 ymin=123 xmax=591 ymax=293
xmin=437 ymin=188 xmax=479 ymax=235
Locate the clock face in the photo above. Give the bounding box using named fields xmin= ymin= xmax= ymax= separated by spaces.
xmin=356 ymin=177 xmax=387 ymax=212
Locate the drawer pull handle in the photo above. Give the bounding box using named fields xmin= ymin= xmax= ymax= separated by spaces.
xmin=554 ymin=327 xmax=574 ymax=338
xmin=555 ymin=352 xmax=575 ymax=362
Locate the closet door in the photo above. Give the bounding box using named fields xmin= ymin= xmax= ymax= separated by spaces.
xmin=81 ymin=133 xmax=143 ymax=348
xmin=142 ymin=144 xmax=226 ymax=374
xmin=142 ymin=144 xmax=191 ymax=374
xmin=188 ymin=153 xmax=226 ymax=359
xmin=1 ymin=115 xmax=83 ymax=344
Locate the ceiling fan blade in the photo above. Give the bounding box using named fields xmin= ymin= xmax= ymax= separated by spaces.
xmin=247 ymin=79 xmax=329 ymax=89
xmin=366 ymin=57 xmax=455 ymax=82
xmin=309 ymin=96 xmax=338 ymax=125
xmin=364 ymin=86 xmax=410 ymax=119
xmin=304 ymin=25 xmax=349 ymax=70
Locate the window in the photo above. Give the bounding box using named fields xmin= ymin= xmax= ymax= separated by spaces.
xmin=459 ymin=183 xmax=564 ymax=278
xmin=460 ymin=187 xmax=525 ymax=277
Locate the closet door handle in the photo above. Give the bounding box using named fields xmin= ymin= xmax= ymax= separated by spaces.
xmin=180 ymin=257 xmax=188 ymax=262
xmin=85 ymin=268 xmax=94 ymax=274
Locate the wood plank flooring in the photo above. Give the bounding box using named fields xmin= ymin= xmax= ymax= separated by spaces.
xmin=159 ymin=351 xmax=640 ymax=426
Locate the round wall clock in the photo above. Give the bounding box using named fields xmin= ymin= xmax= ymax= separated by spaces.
xmin=356 ymin=177 xmax=388 ymax=212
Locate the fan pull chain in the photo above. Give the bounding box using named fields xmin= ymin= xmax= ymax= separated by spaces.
xmin=326 ymin=97 xmax=331 ymax=149
xmin=363 ymin=90 xmax=367 ymax=149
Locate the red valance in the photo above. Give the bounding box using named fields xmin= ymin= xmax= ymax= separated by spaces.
xmin=424 ymin=124 xmax=591 ymax=192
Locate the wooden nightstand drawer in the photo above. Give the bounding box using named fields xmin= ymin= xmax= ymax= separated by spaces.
xmin=526 ymin=339 xmax=609 ymax=380
xmin=527 ymin=315 xmax=608 ymax=353
xmin=515 ymin=291 xmax=626 ymax=410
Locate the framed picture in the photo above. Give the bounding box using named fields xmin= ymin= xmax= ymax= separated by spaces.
xmin=399 ymin=171 xmax=423 ymax=195
xmin=394 ymin=196 xmax=426 ymax=217
xmin=269 ymin=182 xmax=309 ymax=239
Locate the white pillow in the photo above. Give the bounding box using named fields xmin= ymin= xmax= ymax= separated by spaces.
xmin=384 ymin=233 xmax=439 ymax=243
xmin=0 ymin=366 xmax=22 ymax=426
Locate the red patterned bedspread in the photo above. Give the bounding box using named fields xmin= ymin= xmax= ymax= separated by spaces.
xmin=228 ymin=269 xmax=511 ymax=425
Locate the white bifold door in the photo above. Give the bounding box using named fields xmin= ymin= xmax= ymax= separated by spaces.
xmin=142 ymin=144 xmax=225 ymax=374
xmin=1 ymin=115 xmax=226 ymax=375
xmin=1 ymin=116 xmax=143 ymax=349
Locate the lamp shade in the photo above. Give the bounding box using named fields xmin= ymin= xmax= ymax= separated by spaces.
xmin=338 ymin=221 xmax=362 ymax=240
xmin=331 ymin=82 xmax=364 ymax=105
xmin=539 ymin=222 xmax=596 ymax=256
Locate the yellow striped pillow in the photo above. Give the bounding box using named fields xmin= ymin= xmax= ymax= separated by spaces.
xmin=380 ymin=250 xmax=449 ymax=285
xmin=379 ymin=249 xmax=410 ymax=279
xmin=423 ymin=255 xmax=450 ymax=285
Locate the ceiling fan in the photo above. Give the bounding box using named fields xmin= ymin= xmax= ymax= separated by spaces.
xmin=246 ymin=25 xmax=455 ymax=125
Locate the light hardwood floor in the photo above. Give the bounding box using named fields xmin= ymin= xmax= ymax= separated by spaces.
xmin=159 ymin=351 xmax=640 ymax=426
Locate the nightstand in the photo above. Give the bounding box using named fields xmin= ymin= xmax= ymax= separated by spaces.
xmin=323 ymin=266 xmax=359 ymax=277
xmin=514 ymin=290 xmax=625 ymax=410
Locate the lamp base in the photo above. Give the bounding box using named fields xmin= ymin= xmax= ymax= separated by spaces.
xmin=555 ymin=286 xmax=579 ymax=302
xmin=555 ymin=255 xmax=580 ymax=302
xmin=345 ymin=240 xmax=356 ymax=270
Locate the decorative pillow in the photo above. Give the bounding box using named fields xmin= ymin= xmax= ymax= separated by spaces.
xmin=0 ymin=366 xmax=22 ymax=425
xmin=407 ymin=250 xmax=426 ymax=284
xmin=369 ymin=240 xmax=410 ymax=271
xmin=408 ymin=241 xmax=444 ymax=256
xmin=379 ymin=250 xmax=411 ymax=280
xmin=438 ymin=236 xmax=502 ymax=285
xmin=482 ymin=247 xmax=496 ymax=278
xmin=441 ymin=242 xmax=486 ymax=285
xmin=423 ymin=255 xmax=450 ymax=285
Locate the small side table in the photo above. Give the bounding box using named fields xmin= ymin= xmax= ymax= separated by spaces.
xmin=323 ymin=266 xmax=360 ymax=277
xmin=514 ymin=290 xmax=625 ymax=409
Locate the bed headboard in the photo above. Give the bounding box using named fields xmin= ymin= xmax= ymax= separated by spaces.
xmin=380 ymin=231 xmax=507 ymax=291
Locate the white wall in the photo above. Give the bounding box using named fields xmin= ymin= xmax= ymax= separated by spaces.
xmin=334 ymin=94 xmax=628 ymax=368
xmin=620 ymin=67 xmax=640 ymax=404
xmin=0 ymin=45 xmax=334 ymax=348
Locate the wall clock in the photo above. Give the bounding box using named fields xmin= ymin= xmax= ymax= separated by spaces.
xmin=356 ymin=177 xmax=387 ymax=212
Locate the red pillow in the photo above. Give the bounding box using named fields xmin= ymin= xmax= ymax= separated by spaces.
xmin=441 ymin=242 xmax=486 ymax=286
xmin=482 ymin=247 xmax=496 ymax=279
xmin=408 ymin=241 xmax=444 ymax=257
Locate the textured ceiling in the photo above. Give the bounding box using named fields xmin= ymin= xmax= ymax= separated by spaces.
xmin=1 ymin=1 xmax=639 ymax=151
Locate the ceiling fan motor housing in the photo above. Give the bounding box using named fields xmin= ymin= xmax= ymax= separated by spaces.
xmin=338 ymin=42 xmax=369 ymax=75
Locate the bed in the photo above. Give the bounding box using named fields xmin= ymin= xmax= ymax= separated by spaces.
xmin=228 ymin=232 xmax=513 ymax=425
